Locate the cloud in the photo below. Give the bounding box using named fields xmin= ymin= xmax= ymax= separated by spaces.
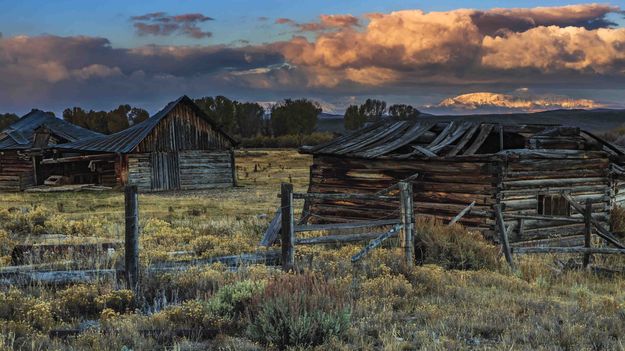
xmin=2 ymin=4 xmax=625 ymax=113
xmin=131 ymin=12 xmax=214 ymax=39
xmin=276 ymin=4 xmax=625 ymax=88
xmin=426 ymin=89 xmax=605 ymax=114
xmin=276 ymin=14 xmax=360 ymax=32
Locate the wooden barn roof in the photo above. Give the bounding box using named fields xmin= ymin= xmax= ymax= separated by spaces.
xmin=0 ymin=110 xmax=102 ymax=150
xmin=301 ymin=119 xmax=625 ymax=159
xmin=55 ymin=96 xmax=237 ymax=153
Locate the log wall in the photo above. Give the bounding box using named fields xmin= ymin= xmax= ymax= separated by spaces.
xmin=306 ymin=155 xmax=497 ymax=229
xmin=0 ymin=151 xmax=34 ymax=191
xmin=127 ymin=154 xmax=152 ymax=191
xmin=498 ymin=153 xmax=612 ymax=242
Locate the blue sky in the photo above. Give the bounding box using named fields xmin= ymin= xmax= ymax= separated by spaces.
xmin=1 ymin=1 xmax=625 ymax=115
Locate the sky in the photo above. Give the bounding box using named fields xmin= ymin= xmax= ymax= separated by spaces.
xmin=1 ymin=0 xmax=625 ymax=115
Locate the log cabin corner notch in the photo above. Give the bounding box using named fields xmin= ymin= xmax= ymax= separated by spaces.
xmin=299 ymin=120 xmax=625 ymax=243
xmin=50 ymin=96 xmax=239 ymax=192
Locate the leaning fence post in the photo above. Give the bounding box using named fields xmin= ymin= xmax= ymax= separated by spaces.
xmin=281 ymin=183 xmax=295 ymax=271
xmin=494 ymin=204 xmax=515 ymax=270
xmin=583 ymin=199 xmax=592 ymax=268
xmin=399 ymin=181 xmax=415 ymax=267
xmin=124 ymin=185 xmax=139 ymax=293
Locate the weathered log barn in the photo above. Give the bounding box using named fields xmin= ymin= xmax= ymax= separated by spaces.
xmin=0 ymin=110 xmax=103 ymax=191
xmin=50 ymin=96 xmax=238 ymax=191
xmin=300 ymin=120 xmax=625 ymax=242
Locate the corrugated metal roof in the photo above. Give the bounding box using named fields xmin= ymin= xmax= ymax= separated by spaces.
xmin=0 ymin=110 xmax=103 ymax=150
xmin=301 ymin=119 xmax=625 ymax=159
xmin=55 ymin=95 xmax=237 ymax=153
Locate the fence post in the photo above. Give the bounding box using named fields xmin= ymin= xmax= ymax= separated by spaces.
xmin=124 ymin=185 xmax=139 ymax=293
xmin=494 ymin=204 xmax=515 ymax=270
xmin=281 ymin=183 xmax=295 ymax=271
xmin=583 ymin=199 xmax=592 ymax=268
xmin=399 ymin=181 xmax=415 ymax=267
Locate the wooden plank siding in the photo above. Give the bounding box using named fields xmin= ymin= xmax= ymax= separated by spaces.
xmin=0 ymin=151 xmax=34 ymax=191
xmin=135 ymin=103 xmax=233 ymax=153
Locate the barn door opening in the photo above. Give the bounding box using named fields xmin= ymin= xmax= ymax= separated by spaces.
xmin=151 ymin=152 xmax=180 ymax=191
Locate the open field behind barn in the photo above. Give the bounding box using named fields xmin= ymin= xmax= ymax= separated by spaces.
xmin=2 ymin=150 xmax=625 ymax=350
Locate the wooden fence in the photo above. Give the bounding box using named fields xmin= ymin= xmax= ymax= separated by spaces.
xmin=279 ymin=181 xmax=416 ymax=271
xmin=495 ymin=191 xmax=625 ymax=270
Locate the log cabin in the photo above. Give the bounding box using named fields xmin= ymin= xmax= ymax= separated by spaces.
xmin=0 ymin=110 xmax=103 ymax=191
xmin=300 ymin=119 xmax=625 ymax=242
xmin=49 ymin=96 xmax=238 ymax=192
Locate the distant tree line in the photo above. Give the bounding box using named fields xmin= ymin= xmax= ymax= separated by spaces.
xmin=63 ymin=105 xmax=150 ymax=134
xmin=193 ymin=96 xmax=321 ymax=138
xmin=344 ymin=99 xmax=420 ymax=130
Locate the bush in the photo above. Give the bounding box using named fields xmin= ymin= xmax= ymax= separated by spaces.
xmin=247 ymin=273 xmax=351 ymax=349
xmin=414 ymin=218 xmax=498 ymax=270
xmin=55 ymin=284 xmax=102 ymax=320
xmin=208 ymin=280 xmax=266 ymax=319
xmin=0 ymin=206 xmax=50 ymax=235
xmin=0 ymin=288 xmax=54 ymax=332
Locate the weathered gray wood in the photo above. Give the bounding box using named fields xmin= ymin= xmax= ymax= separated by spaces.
xmin=0 ymin=269 xmax=118 ymax=286
xmin=295 ymin=219 xmax=400 ymax=232
xmin=400 ymin=182 xmax=415 ymax=266
xmin=259 ymin=208 xmax=282 ymax=246
xmin=510 ymin=235 xmax=585 ymax=248
xmin=149 ymin=251 xmax=281 ymax=271
xmin=412 ymin=145 xmax=437 ymax=157
xmin=351 ymin=225 xmax=401 ymax=262
xmin=448 ymin=201 xmax=476 ymax=226
xmin=281 ymin=183 xmax=295 ymax=271
xmin=513 ymin=247 xmax=625 ymax=255
xmin=562 ymin=192 xmax=625 ymax=249
xmin=584 ymin=199 xmax=592 ymax=268
xmin=292 ymin=192 xmax=398 ymax=201
xmin=494 ymin=204 xmax=515 ymax=269
xmin=463 ymin=124 xmax=494 ymax=155
xmin=124 ymin=185 xmax=139 ymax=293
xmin=295 ymin=231 xmax=389 ymax=245
xmin=502 ymin=213 xmax=584 ymax=223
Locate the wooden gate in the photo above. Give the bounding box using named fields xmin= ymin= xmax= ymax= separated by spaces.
xmin=151 ymin=152 xmax=180 ymax=191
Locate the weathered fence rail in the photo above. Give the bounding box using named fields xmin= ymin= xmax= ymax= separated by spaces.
xmin=495 ymin=192 xmax=625 ymax=270
xmin=279 ymin=181 xmax=416 ymax=270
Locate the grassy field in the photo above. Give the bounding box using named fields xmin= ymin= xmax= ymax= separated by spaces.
xmin=1 ymin=149 xmax=625 ymax=350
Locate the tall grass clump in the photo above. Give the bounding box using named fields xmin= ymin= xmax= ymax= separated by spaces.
xmin=414 ymin=218 xmax=498 ymax=270
xmin=247 ymin=273 xmax=351 ymax=350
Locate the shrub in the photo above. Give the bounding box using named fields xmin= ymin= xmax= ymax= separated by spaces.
xmin=95 ymin=290 xmax=134 ymax=313
xmin=0 ymin=288 xmax=54 ymax=332
xmin=208 ymin=280 xmax=266 ymax=319
xmin=247 ymin=273 xmax=351 ymax=349
xmin=414 ymin=218 xmax=499 ymax=270
xmin=0 ymin=206 xmax=50 ymax=235
xmin=55 ymin=284 xmax=102 ymax=319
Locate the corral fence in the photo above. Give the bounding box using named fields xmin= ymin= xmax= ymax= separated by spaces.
xmin=277 ymin=181 xmax=416 ymax=271
xmin=495 ymin=191 xmax=625 ymax=271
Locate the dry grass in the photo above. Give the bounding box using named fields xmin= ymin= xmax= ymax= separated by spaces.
xmin=1 ymin=149 xmax=625 ymax=350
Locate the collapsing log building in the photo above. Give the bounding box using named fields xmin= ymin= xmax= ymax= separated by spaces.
xmin=0 ymin=110 xmax=103 ymax=191
xmin=300 ymin=120 xmax=625 ymax=242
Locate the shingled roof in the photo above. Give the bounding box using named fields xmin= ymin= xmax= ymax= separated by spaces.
xmin=55 ymin=96 xmax=237 ymax=153
xmin=301 ymin=119 xmax=625 ymax=159
xmin=0 ymin=110 xmax=102 ymax=150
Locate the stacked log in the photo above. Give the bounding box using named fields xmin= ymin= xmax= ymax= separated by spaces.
xmin=0 ymin=151 xmax=33 ymax=191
